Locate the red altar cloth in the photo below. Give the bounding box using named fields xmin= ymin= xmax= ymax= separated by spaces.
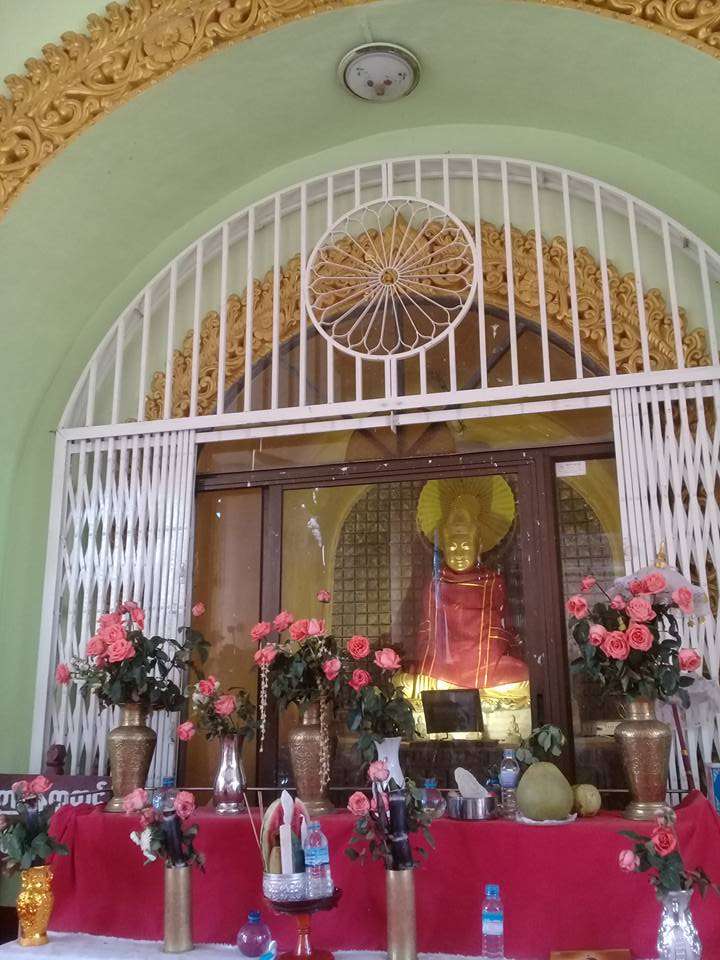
xmin=50 ymin=792 xmax=720 ymax=959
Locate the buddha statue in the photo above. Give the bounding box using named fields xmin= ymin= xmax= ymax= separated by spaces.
xmin=416 ymin=491 xmax=529 ymax=691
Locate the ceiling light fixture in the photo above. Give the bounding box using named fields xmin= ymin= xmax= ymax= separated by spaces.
xmin=338 ymin=42 xmax=420 ymax=103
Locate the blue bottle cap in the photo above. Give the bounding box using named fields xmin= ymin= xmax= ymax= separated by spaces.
xmin=308 ymin=821 xmax=321 ymax=829
xmin=485 ymin=884 xmax=500 ymax=898
xmin=248 ymin=911 xmax=261 ymax=923
xmin=424 ymin=778 xmax=438 ymax=788
xmin=162 ymin=776 xmax=175 ymax=787
xmin=502 ymin=749 xmax=515 ymax=759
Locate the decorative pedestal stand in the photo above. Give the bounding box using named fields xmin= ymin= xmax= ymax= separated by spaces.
xmin=266 ymin=889 xmax=342 ymax=960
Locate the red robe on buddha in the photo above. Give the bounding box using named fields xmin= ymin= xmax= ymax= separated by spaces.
xmin=417 ymin=565 xmax=529 ymax=689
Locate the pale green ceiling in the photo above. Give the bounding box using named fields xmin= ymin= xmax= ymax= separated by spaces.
xmin=2 ymin=0 xmax=720 ymax=769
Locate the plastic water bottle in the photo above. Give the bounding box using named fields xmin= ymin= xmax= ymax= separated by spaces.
xmin=303 ymin=822 xmax=333 ymax=898
xmin=499 ymin=749 xmax=520 ymax=819
xmin=237 ymin=911 xmax=274 ymax=959
xmin=481 ymin=884 xmax=504 ymax=959
xmin=153 ymin=776 xmax=176 ymax=812
xmin=421 ymin=778 xmax=446 ymax=819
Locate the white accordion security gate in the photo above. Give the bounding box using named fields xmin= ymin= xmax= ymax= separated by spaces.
xmin=29 ymin=153 xmax=720 ymax=786
xmin=31 ymin=431 xmax=196 ymax=779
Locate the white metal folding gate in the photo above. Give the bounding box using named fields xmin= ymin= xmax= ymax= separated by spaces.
xmin=30 ymin=430 xmax=197 ymax=780
xmin=612 ymin=382 xmax=720 ymax=788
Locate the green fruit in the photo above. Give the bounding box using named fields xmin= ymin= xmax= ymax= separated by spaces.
xmin=516 ymin=762 xmax=574 ymax=821
xmin=573 ymin=783 xmax=602 ymax=817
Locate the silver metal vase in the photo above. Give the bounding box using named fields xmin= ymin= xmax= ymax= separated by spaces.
xmin=657 ymin=890 xmax=702 ymax=960
xmin=213 ymin=734 xmax=246 ymax=814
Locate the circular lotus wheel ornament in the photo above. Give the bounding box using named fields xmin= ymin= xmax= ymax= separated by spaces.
xmin=305 ymin=197 xmax=477 ymax=359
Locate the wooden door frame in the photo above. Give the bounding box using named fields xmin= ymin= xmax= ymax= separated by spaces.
xmin=196 ymin=440 xmax=615 ymax=787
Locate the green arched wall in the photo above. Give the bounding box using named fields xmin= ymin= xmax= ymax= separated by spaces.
xmin=3 ymin=0 xmax=720 ymax=772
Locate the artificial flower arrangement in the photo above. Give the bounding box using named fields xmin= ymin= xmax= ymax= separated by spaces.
xmin=345 ymin=761 xmax=434 ymax=870
xmin=342 ymin=635 xmax=416 ymax=762
xmin=176 ymin=676 xmax=256 ymax=743
xmin=618 ymin=808 xmax=718 ymax=900
xmin=58 ymin=600 xmax=209 ymax=710
xmin=567 ymin=570 xmax=702 ymax=705
xmin=0 ymin=778 xmax=68 ymax=872
xmin=123 ymin=787 xmax=204 ymax=869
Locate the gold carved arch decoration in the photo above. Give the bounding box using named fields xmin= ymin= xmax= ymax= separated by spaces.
xmin=2 ymin=0 xmax=720 ymax=218
xmin=144 ymin=218 xmax=710 ymax=419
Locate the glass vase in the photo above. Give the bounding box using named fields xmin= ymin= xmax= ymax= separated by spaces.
xmin=657 ymin=890 xmax=702 ymax=960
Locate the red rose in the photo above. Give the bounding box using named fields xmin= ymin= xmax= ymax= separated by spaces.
xmin=629 ymin=580 xmax=646 ymax=596
xmin=651 ymin=825 xmax=678 ymax=857
xmin=627 ymin=622 xmax=654 ymax=652
xmin=347 ymin=635 xmax=370 ymax=659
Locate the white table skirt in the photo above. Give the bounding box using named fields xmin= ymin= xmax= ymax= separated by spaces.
xmin=0 ymin=932 xmax=656 ymax=960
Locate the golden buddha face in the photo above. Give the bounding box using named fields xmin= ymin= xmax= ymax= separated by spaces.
xmin=440 ymin=497 xmax=482 ymax=572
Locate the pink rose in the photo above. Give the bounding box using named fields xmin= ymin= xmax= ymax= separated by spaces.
xmin=27 ymin=776 xmax=52 ymax=795
xmin=588 ymin=624 xmax=607 ymax=647
xmin=322 ymin=658 xmax=341 ymax=681
xmin=601 ymin=630 xmax=630 ymax=660
xmin=130 ymin=607 xmax=145 ymax=630
xmin=121 ymin=600 xmax=140 ymax=611
xmin=367 ymin=760 xmax=390 ymax=783
xmin=174 ymin=791 xmax=196 ymax=821
xmin=100 ymin=622 xmax=126 ymax=645
xmin=251 ymin=621 xmax=272 ymax=643
xmin=347 ymin=791 xmax=370 ymax=817
xmin=214 ymin=695 xmax=237 ymax=717
xmin=626 ymin=597 xmax=656 ymax=623
xmin=11 ymin=781 xmax=28 ymax=796
xmin=139 ymin=807 xmax=157 ymax=829
xmin=55 ymin=663 xmax=71 ymax=685
xmin=651 ymin=825 xmax=678 ymax=857
xmin=629 ymin=579 xmax=646 ymax=596
xmin=307 ymin=618 xmax=326 ymax=637
xmin=122 ymin=788 xmax=149 ymax=814
xmin=672 ymin=587 xmax=694 ymax=614
xmin=581 ymin=576 xmax=597 ymax=593
xmin=177 ymin=721 xmax=196 ymax=742
xmin=273 ymin=611 xmax=294 ymax=632
xmin=627 ymin=622 xmax=653 ymax=651
xmin=566 ymin=595 xmax=589 ymax=619
xmin=349 ymin=669 xmax=372 ymax=692
xmin=610 ymin=595 xmax=627 ymax=611
xmin=95 ymin=654 xmax=109 ymax=668
xmin=197 ymin=676 xmax=219 ymax=698
xmin=107 ymin=638 xmax=135 ymax=663
xmin=618 ymin=849 xmax=640 ymax=873
xmin=98 ymin=611 xmax=122 ymax=628
xmin=289 ymin=619 xmax=309 ymax=643
xmin=316 ymin=590 xmax=332 ymax=604
xmin=644 ymin=573 xmax=667 ymax=593
xmin=86 ymin=635 xmax=106 ymax=657
xmin=374 ymin=648 xmax=401 ymax=671
xmin=347 ymin=635 xmax=371 ymax=660
xmin=679 ymin=649 xmax=702 ymax=672
xmin=254 ymin=645 xmax=277 ymax=667
xmin=192 ymin=601 xmax=206 ymax=618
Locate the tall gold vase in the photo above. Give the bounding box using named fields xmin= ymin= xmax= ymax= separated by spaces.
xmin=615 ymin=697 xmax=671 ymax=820
xmin=164 ymin=864 xmax=193 ymax=953
xmin=288 ymin=701 xmax=335 ymax=817
xmin=17 ymin=866 xmax=54 ymax=947
xmin=386 ymin=869 xmax=417 ymax=960
xmin=106 ymin=703 xmax=157 ymax=813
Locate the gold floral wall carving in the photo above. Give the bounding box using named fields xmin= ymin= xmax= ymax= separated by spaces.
xmin=2 ymin=0 xmax=720 ymax=218
xmin=144 ymin=219 xmax=710 ymax=419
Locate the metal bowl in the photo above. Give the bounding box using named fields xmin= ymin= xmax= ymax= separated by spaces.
xmin=446 ymin=793 xmax=497 ymax=820
xmin=262 ymin=871 xmax=307 ymax=902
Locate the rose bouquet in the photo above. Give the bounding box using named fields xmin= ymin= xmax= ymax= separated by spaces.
xmin=567 ymin=572 xmax=701 ymax=705
xmin=176 ymin=677 xmax=256 ymax=742
xmin=618 ymin=808 xmax=717 ymax=899
xmin=123 ymin=787 xmax=203 ymax=868
xmin=60 ymin=601 xmax=209 ymax=711
xmin=0 ymin=778 xmax=68 ymax=872
xmin=343 ymin=636 xmax=416 ymax=762
xmin=345 ymin=761 xmax=434 ymax=870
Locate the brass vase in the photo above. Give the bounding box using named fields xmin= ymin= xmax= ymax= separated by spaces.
xmin=17 ymin=865 xmax=54 ymax=947
xmin=288 ymin=701 xmax=335 ymax=817
xmin=164 ymin=863 xmax=193 ymax=953
xmin=386 ymin=868 xmax=417 ymax=960
xmin=213 ymin=734 xmax=246 ymax=814
xmin=615 ymin=697 xmax=672 ymax=820
xmin=106 ymin=703 xmax=157 ymax=812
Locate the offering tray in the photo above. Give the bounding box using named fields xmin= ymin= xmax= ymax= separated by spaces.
xmin=446 ymin=794 xmax=497 ymax=820
xmin=265 ymin=887 xmax=342 ymax=960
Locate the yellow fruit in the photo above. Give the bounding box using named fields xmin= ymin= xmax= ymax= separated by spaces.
xmin=573 ymin=783 xmax=602 ymax=817
xmin=516 ymin=762 xmax=574 ymax=821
